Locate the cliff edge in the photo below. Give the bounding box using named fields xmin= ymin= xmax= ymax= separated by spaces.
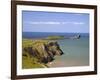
xmin=22 ymin=39 xmax=64 ymax=68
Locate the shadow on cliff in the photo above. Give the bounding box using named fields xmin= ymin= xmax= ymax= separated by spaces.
xmin=23 ymin=40 xmax=64 ymax=64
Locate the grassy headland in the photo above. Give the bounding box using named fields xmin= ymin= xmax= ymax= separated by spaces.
xmin=22 ymin=38 xmax=63 ymax=69
xmin=45 ymin=36 xmax=64 ymax=40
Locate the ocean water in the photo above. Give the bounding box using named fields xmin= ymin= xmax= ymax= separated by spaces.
xmin=51 ymin=38 xmax=89 ymax=67
xmin=23 ymin=32 xmax=89 ymax=67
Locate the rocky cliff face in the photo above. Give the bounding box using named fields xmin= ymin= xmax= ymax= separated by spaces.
xmin=23 ymin=40 xmax=64 ymax=64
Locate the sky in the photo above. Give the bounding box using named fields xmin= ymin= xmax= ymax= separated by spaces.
xmin=22 ymin=11 xmax=89 ymax=33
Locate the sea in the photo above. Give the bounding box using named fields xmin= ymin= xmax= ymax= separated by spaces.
xmin=23 ymin=32 xmax=89 ymax=67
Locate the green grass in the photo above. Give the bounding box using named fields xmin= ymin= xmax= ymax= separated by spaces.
xmin=22 ymin=39 xmax=49 ymax=69
xmin=22 ymin=56 xmax=44 ymax=69
xmin=46 ymin=36 xmax=64 ymax=40
xmin=22 ymin=39 xmax=49 ymax=48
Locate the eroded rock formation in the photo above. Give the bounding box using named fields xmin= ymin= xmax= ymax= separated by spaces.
xmin=23 ymin=40 xmax=64 ymax=64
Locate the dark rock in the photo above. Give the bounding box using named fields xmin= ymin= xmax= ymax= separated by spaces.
xmin=23 ymin=40 xmax=64 ymax=64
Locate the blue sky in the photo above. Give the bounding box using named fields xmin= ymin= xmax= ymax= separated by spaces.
xmin=22 ymin=11 xmax=89 ymax=33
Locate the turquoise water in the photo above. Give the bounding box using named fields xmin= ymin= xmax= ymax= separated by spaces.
xmin=48 ymin=37 xmax=89 ymax=67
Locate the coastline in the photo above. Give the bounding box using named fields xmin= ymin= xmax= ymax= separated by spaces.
xmin=22 ymin=35 xmax=89 ymax=69
xmin=22 ymin=38 xmax=64 ymax=69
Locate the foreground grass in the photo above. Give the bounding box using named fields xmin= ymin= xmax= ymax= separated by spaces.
xmin=22 ymin=56 xmax=45 ymax=69
xmin=22 ymin=39 xmax=50 ymax=69
xmin=22 ymin=39 xmax=49 ymax=48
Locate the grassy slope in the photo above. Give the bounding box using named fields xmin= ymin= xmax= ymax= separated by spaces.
xmin=22 ymin=39 xmax=48 ymax=69
xmin=22 ymin=56 xmax=44 ymax=69
xmin=46 ymin=36 xmax=64 ymax=40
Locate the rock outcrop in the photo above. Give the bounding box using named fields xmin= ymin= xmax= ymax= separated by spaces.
xmin=23 ymin=40 xmax=64 ymax=64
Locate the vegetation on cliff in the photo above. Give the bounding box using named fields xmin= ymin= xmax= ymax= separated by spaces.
xmin=22 ymin=39 xmax=63 ymax=69
xmin=44 ymin=34 xmax=80 ymax=40
xmin=45 ymin=36 xmax=64 ymax=40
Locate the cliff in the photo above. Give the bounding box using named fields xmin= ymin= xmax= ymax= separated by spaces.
xmin=22 ymin=39 xmax=64 ymax=68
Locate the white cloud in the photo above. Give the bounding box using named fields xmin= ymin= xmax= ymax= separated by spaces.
xmin=25 ymin=21 xmax=85 ymax=25
xmin=73 ymin=22 xmax=85 ymax=25
xmin=62 ymin=22 xmax=85 ymax=25
xmin=29 ymin=21 xmax=61 ymax=25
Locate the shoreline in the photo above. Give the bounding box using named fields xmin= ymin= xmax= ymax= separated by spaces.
xmin=22 ymin=37 xmax=89 ymax=69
